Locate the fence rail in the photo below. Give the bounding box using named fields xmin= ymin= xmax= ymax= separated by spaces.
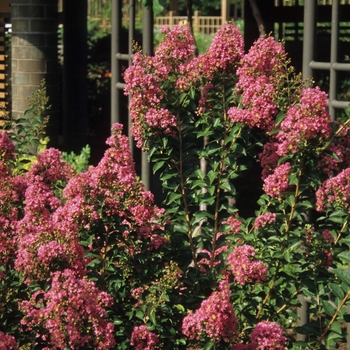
xmin=275 ymin=0 xmax=350 ymax=5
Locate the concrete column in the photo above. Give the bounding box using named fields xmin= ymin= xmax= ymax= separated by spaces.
xmin=11 ymin=0 xmax=59 ymax=146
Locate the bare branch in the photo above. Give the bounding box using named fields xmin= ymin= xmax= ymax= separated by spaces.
xmin=249 ymin=0 xmax=266 ymax=38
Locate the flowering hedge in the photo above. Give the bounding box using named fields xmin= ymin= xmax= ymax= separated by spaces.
xmin=1 ymin=23 xmax=350 ymax=349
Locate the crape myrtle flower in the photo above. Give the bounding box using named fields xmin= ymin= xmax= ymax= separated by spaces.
xmin=20 ymin=269 xmax=115 ymax=350
xmin=254 ymin=212 xmax=277 ymax=230
xmin=182 ymin=280 xmax=238 ymax=343
xmin=228 ymin=37 xmax=285 ymax=131
xmin=0 ymin=331 xmax=17 ymax=349
xmin=130 ymin=325 xmax=159 ymax=350
xmin=250 ymin=321 xmax=287 ymax=350
xmin=316 ymin=167 xmax=350 ymax=213
xmin=263 ymin=162 xmax=291 ymax=198
xmin=227 ymin=245 xmax=268 ymax=286
xmin=276 ymin=87 xmax=332 ymax=157
xmin=177 ymin=23 xmax=243 ymax=91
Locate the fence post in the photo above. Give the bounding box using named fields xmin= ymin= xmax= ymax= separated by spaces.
xmin=169 ymin=10 xmax=173 ymax=28
xmin=194 ymin=10 xmax=199 ymax=33
xmin=221 ymin=0 xmax=230 ymax=23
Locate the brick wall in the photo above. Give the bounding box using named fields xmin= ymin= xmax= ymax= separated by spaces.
xmin=11 ymin=0 xmax=59 ymax=145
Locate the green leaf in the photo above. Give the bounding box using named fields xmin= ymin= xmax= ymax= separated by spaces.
xmin=166 ymin=192 xmax=182 ymax=205
xmin=330 ymin=321 xmax=342 ymax=335
xmin=327 ymin=216 xmax=345 ymax=224
xmin=275 ymin=111 xmax=286 ymax=125
xmin=294 ymin=323 xmax=320 ymax=335
xmin=343 ymin=314 xmax=350 ymax=322
xmin=149 ymin=311 xmax=157 ymax=325
xmin=220 ymin=180 xmax=234 ymax=193
xmin=338 ymin=251 xmax=350 ymax=263
xmin=284 ymin=250 xmax=291 ymax=263
xmin=207 ymin=170 xmax=218 ymax=185
xmin=325 ymin=332 xmax=341 ymax=349
xmin=153 ymin=160 xmax=164 ymax=173
xmin=333 ymin=268 xmax=350 ymax=286
xmin=203 ymin=340 xmax=214 ymax=350
xmin=322 ymin=300 xmax=335 ymax=317
xmin=179 ymin=92 xmax=188 ymax=104
xmin=194 ymin=169 xmax=205 ymax=180
xmin=344 ymin=103 xmax=350 ymax=118
xmin=329 ymin=283 xmax=345 ymax=299
xmin=135 ymin=310 xmax=144 ymax=320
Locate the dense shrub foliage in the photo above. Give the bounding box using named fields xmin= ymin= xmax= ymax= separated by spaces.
xmin=1 ymin=23 xmax=350 ymax=349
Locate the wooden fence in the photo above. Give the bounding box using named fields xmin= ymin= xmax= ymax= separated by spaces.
xmin=155 ymin=11 xmax=225 ymax=35
xmin=0 ymin=14 xmax=10 ymax=127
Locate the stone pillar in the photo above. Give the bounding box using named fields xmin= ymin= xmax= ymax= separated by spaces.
xmin=11 ymin=0 xmax=59 ymax=146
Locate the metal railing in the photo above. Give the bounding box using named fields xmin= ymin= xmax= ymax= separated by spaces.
xmin=302 ymin=0 xmax=350 ymax=121
xmin=301 ymin=2 xmax=350 ymax=348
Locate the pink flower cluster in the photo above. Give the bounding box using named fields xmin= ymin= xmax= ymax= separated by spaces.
xmin=62 ymin=123 xmax=168 ymax=254
xmin=13 ymin=148 xmax=85 ymax=283
xmin=227 ymin=245 xmax=268 ymax=285
xmin=250 ymin=321 xmax=287 ymax=349
xmin=177 ymin=23 xmax=243 ymax=91
xmin=228 ymin=37 xmax=285 ymax=130
xmin=0 ymin=131 xmax=15 ymax=163
xmin=124 ymin=25 xmax=195 ymax=149
xmin=222 ymin=216 xmax=242 ymax=234
xmin=154 ymin=25 xmax=195 ymax=70
xmin=316 ymin=168 xmax=350 ymax=213
xmin=254 ymin=212 xmax=277 ymax=230
xmin=276 ymin=87 xmax=332 ymax=156
xmin=20 ymin=269 xmax=115 ymax=349
xmin=130 ymin=325 xmax=159 ymax=350
xmin=258 ymin=142 xmax=279 ymax=180
xmin=182 ymin=281 xmax=238 ymax=343
xmin=317 ymin=124 xmax=350 ymax=177
xmin=0 ymin=331 xmax=17 ymax=349
xmin=263 ymin=162 xmax=291 ymax=198
xmin=198 ymin=244 xmax=228 ymax=270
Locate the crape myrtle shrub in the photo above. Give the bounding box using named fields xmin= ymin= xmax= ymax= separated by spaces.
xmin=1 ymin=22 xmax=350 ymax=349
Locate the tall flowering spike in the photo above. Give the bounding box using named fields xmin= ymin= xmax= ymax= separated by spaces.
xmin=227 ymin=36 xmax=286 ymax=131
xmin=205 ymin=23 xmax=244 ymax=73
xmin=238 ymin=36 xmax=286 ymax=76
xmin=182 ymin=280 xmax=238 ymax=343
xmin=124 ymin=44 xmax=179 ymax=150
xmin=130 ymin=325 xmax=159 ymax=350
xmin=250 ymin=321 xmax=287 ymax=350
xmin=154 ymin=25 xmax=195 ymax=68
xmin=19 ymin=269 xmax=115 ymax=350
xmin=227 ymin=244 xmax=268 ymax=286
xmin=62 ymin=123 xmax=168 ymax=253
xmin=177 ymin=23 xmax=243 ymax=91
xmin=316 ymin=168 xmax=350 ymax=213
xmin=276 ymin=86 xmax=332 ymax=156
